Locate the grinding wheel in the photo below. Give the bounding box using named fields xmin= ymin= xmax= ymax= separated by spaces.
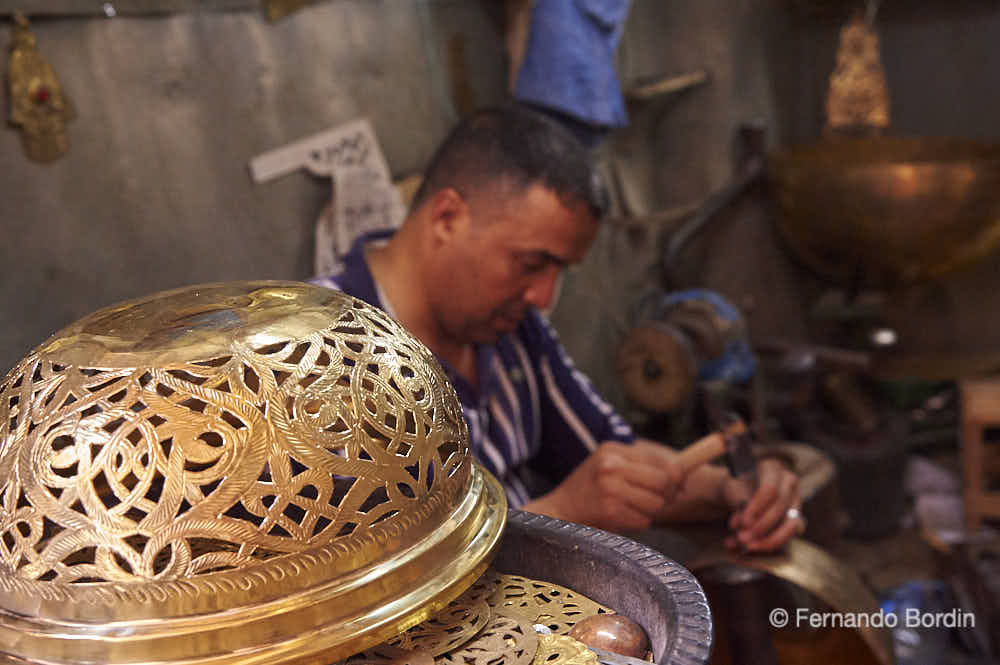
xmin=617 ymin=322 xmax=698 ymax=413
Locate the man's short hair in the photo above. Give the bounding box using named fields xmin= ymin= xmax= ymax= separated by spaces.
xmin=410 ymin=103 xmax=608 ymax=221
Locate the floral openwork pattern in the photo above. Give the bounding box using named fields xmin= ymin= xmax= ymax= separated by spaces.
xmin=0 ymin=295 xmax=468 ymax=583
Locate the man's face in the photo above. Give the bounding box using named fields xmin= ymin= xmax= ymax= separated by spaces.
xmin=429 ymin=184 xmax=598 ymax=345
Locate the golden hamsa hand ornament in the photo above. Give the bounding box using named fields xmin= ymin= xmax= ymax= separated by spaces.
xmin=8 ymin=12 xmax=74 ymax=162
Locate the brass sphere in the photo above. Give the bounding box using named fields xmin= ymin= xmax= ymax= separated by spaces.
xmin=567 ymin=614 xmax=651 ymax=660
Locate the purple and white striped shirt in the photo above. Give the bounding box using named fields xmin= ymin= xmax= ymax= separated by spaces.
xmin=309 ymin=231 xmax=633 ymax=507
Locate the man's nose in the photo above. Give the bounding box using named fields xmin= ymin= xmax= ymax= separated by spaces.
xmin=522 ymin=267 xmax=561 ymax=310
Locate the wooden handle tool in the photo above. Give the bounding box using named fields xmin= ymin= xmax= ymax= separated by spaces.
xmin=673 ymin=419 xmax=748 ymax=475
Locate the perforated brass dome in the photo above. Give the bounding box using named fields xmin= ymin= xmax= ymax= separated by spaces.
xmin=0 ymin=281 xmax=506 ymax=665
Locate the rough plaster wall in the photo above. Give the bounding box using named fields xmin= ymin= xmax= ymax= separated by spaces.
xmin=550 ymin=0 xmax=808 ymax=413
xmin=0 ymin=1 xmax=505 ymax=372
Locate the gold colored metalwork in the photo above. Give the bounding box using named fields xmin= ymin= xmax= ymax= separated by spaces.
xmin=0 ymin=281 xmax=507 ymax=665
xmin=371 ymin=597 xmax=492 ymax=656
xmin=769 ymin=135 xmax=1000 ymax=286
xmin=488 ymin=573 xmax=616 ymax=635
xmin=825 ymin=12 xmax=889 ymax=132
xmin=532 ymin=634 xmax=600 ymax=665
xmin=350 ymin=569 xmax=621 ymax=665
xmin=7 ymin=12 xmax=74 ymax=162
xmin=342 ymin=568 xmax=501 ymax=665
xmin=772 ymin=4 xmax=1000 ymax=287
xmin=689 ymin=538 xmax=894 ymax=665
xmin=438 ymin=614 xmax=540 ymax=665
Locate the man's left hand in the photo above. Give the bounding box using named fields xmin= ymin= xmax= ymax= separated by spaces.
xmin=723 ymin=458 xmax=802 ymax=552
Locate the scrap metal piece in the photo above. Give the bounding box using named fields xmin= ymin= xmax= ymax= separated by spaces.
xmin=532 ymin=634 xmax=600 ymax=665
xmin=7 ymin=12 xmax=74 ymax=162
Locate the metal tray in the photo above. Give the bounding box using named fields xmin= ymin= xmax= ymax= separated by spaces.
xmin=495 ymin=511 xmax=713 ymax=665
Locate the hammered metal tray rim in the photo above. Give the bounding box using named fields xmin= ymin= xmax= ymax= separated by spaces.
xmin=497 ymin=511 xmax=713 ymax=665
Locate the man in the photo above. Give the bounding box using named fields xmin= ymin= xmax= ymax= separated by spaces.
xmin=312 ymin=103 xmax=802 ymax=551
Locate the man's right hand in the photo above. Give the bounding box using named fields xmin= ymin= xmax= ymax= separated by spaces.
xmin=521 ymin=440 xmax=681 ymax=533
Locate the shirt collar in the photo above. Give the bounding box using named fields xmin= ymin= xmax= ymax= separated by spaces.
xmin=337 ymin=228 xmax=497 ymax=403
xmin=336 ymin=228 xmax=396 ymax=311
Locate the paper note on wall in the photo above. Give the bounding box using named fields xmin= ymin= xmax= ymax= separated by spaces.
xmin=315 ymin=120 xmax=405 ymax=275
xmin=248 ymin=118 xmax=405 ymax=276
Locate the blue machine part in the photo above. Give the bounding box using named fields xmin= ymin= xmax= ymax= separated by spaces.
xmin=657 ymin=289 xmax=757 ymax=384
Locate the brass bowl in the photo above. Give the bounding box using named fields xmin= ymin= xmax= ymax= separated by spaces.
xmin=769 ymin=136 xmax=1000 ymax=286
xmin=0 ymin=281 xmax=506 ymax=665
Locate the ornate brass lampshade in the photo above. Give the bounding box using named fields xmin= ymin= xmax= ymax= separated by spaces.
xmin=0 ymin=281 xmax=506 ymax=664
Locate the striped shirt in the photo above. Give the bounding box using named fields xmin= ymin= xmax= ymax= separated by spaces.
xmin=309 ymin=230 xmax=634 ymax=507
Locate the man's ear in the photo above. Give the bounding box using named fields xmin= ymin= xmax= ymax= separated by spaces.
xmin=426 ymin=187 xmax=469 ymax=244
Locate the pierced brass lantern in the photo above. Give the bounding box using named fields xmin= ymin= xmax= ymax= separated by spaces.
xmin=0 ymin=281 xmax=507 ymax=665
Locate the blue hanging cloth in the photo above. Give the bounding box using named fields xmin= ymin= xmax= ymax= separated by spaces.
xmin=514 ymin=0 xmax=631 ymax=133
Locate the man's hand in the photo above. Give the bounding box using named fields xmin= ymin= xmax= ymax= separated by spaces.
xmin=723 ymin=458 xmax=802 ymax=552
xmin=521 ymin=440 xmax=681 ymax=533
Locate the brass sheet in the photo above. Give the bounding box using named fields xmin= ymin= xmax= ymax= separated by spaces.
xmin=347 ymin=569 xmax=622 ymax=665
xmin=689 ymin=538 xmax=894 ymax=665
xmin=532 ymin=634 xmax=600 ymax=665
xmin=488 ymin=573 xmax=616 ymax=635
xmin=438 ymin=614 xmax=540 ymax=665
xmin=372 ymin=597 xmax=493 ymax=657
